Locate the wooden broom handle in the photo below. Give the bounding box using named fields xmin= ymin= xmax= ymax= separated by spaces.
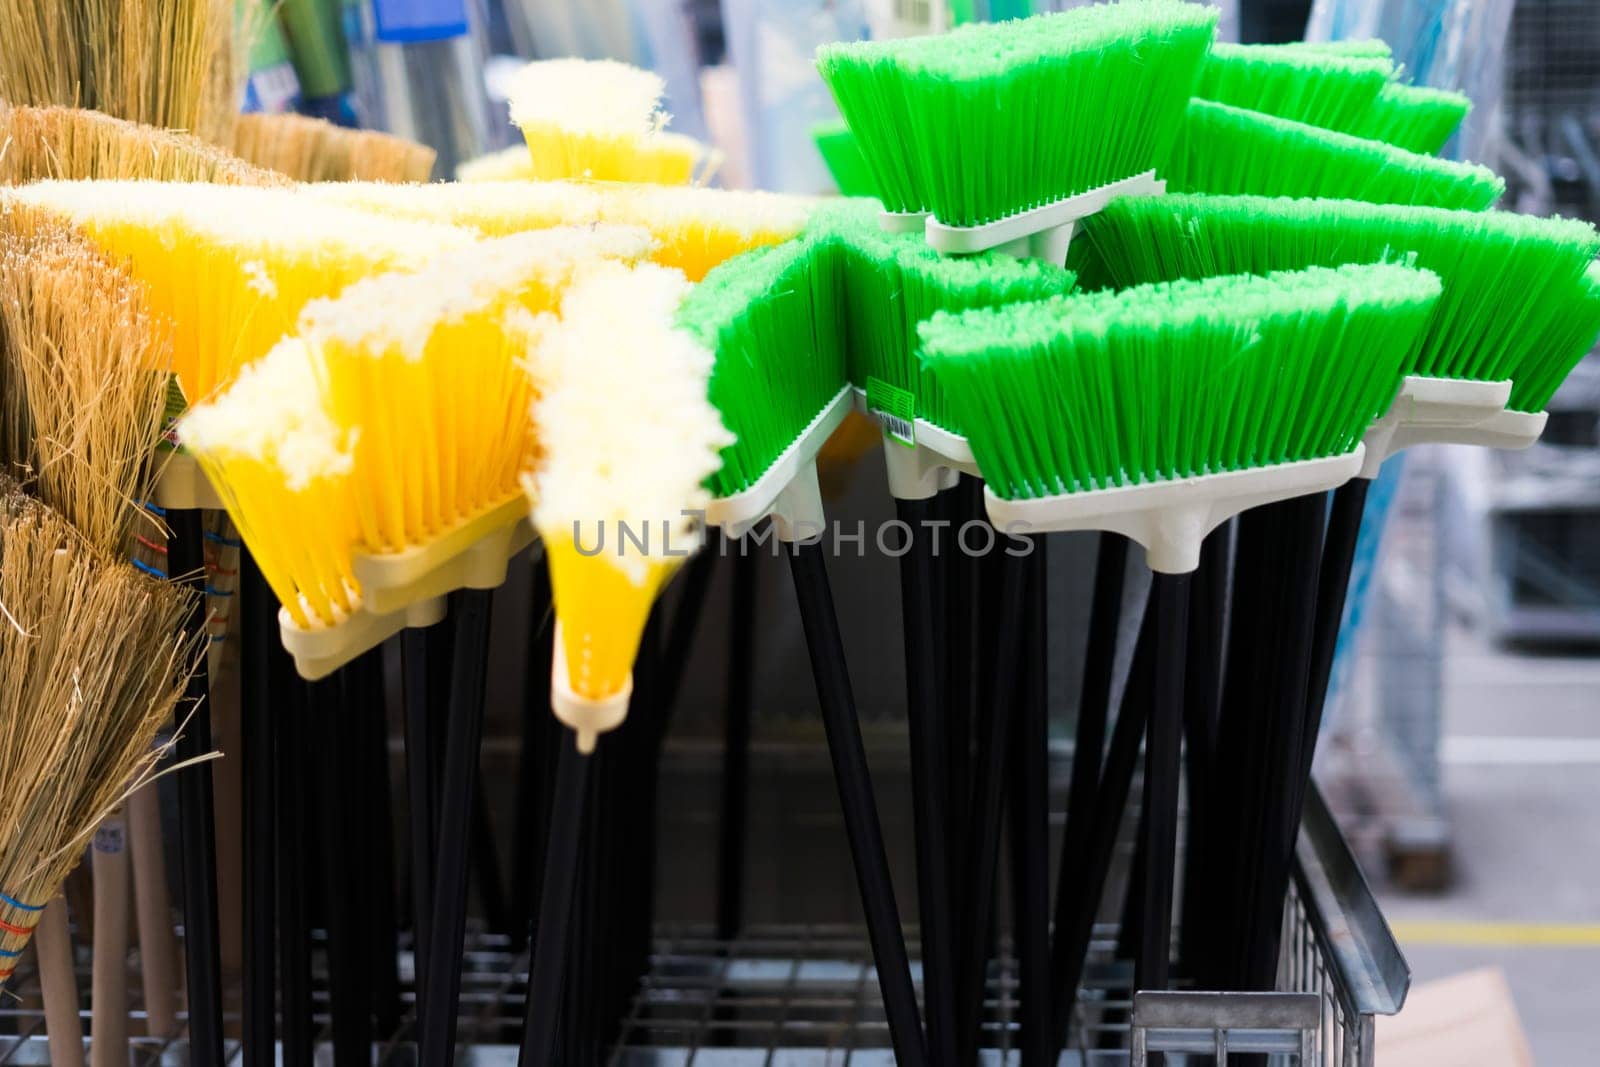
xmin=36 ymin=895 xmax=85 ymax=1067
xmin=127 ymin=784 xmax=180 ymax=1036
xmin=91 ymin=811 xmax=130 ymax=1067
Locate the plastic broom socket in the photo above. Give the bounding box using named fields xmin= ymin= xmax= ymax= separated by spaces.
xmin=550 ymin=622 xmax=632 ymax=754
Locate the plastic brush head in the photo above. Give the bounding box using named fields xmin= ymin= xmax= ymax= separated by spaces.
xmin=457 ymin=145 xmax=541 ymax=183
xmin=299 ymin=226 xmax=656 ymax=557
xmin=811 ymin=120 xmax=878 ymax=197
xmin=918 ymin=262 xmax=1442 ymax=500
xmin=12 ymin=180 xmax=475 ymax=403
xmin=177 ymin=338 xmax=361 ymax=629
xmin=1278 ymin=39 xmax=1394 ymax=60
xmin=1167 ymin=99 xmax=1503 ymax=209
xmin=525 ymin=260 xmax=731 ymax=738
xmin=305 ymin=179 xmax=606 ymax=237
xmin=807 ymin=208 xmax=1075 ymax=433
xmin=506 ymin=58 xmax=713 ymax=184
xmin=1347 ymin=82 xmax=1472 ymax=155
xmin=0 ymin=103 xmax=286 ymax=186
xmin=1510 ymin=261 xmax=1600 ymax=413
xmin=1071 ymin=193 xmax=1600 ymax=407
xmin=593 ymin=184 xmax=812 ymax=281
xmin=677 ymin=239 xmax=846 ymax=498
xmin=1194 ymin=42 xmax=1395 ymax=135
xmin=816 ymin=0 xmax=1217 ymax=225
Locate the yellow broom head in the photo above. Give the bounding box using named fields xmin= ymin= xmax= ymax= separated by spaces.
xmin=176 ymin=338 xmax=362 ymax=629
xmin=0 ymin=200 xmax=171 ymax=556
xmin=0 ymin=103 xmax=285 ymax=187
xmin=305 ymin=179 xmax=606 ymax=237
xmin=506 ymin=58 xmax=714 ymax=184
xmin=523 ymin=260 xmax=731 ymax=746
xmin=232 ymin=113 xmax=438 ymax=184
xmin=0 ymin=486 xmax=200 ymax=987
xmin=298 ymin=225 xmax=657 ymax=558
xmin=457 ymin=144 xmax=542 ymax=183
xmin=307 ymin=180 xmax=811 ymax=282
xmin=10 ymin=181 xmax=474 ymax=404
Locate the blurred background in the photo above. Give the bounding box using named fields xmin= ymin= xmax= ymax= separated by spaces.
xmin=240 ymin=0 xmax=1598 ymax=1061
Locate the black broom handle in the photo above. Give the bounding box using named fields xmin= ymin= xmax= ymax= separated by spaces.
xmin=278 ymin=675 xmax=313 ymax=1067
xmin=419 ymin=587 xmax=493 ymax=1063
xmin=716 ymin=549 xmax=758 ymax=940
xmin=955 ymin=549 xmax=1029 ymax=1067
xmin=239 ymin=550 xmax=277 ymax=1066
xmin=788 ymin=537 xmax=929 ymax=1067
xmin=1015 ymin=539 xmax=1052 ymax=1067
xmin=167 ymin=508 xmax=224 ymax=1065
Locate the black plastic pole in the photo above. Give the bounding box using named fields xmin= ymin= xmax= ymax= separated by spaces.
xmin=788 ymin=538 xmax=928 ymax=1067
xmin=419 ymin=587 xmax=493 ymax=1064
xmin=167 ymin=508 xmax=224 ymax=1066
xmin=894 ymin=496 xmax=958 ymax=1067
xmin=517 ymin=733 xmax=592 ymax=1063
xmin=278 ymin=675 xmax=313 ymax=1067
xmin=955 ymin=551 xmax=1029 ymax=1067
xmin=511 ymin=558 xmax=555 ymax=955
xmin=716 ymin=549 xmax=758 ymax=940
xmin=240 ymin=550 xmax=277 ymax=1065
xmin=358 ymin=649 xmax=402 ymax=1037
xmin=1015 ymin=539 xmax=1052 ymax=1067
xmin=400 ymin=623 xmax=441 ymax=1023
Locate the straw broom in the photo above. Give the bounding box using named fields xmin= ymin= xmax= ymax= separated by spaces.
xmin=232 ymin=112 xmax=438 ymax=183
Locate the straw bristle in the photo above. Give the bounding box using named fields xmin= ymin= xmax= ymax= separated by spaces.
xmin=0 ymin=486 xmax=200 ymax=984
xmin=0 ymin=202 xmax=172 ymax=556
xmin=506 ymin=58 xmax=710 ymax=184
xmin=816 ymin=1 xmax=1217 ymax=224
xmin=1071 ymin=193 xmax=1600 ymax=405
xmin=1194 ymin=42 xmax=1394 ymax=134
xmin=0 ymin=104 xmax=285 ymax=186
xmin=232 ymin=113 xmax=438 ymax=183
xmin=1167 ymin=99 xmax=1503 ymax=210
xmin=0 ymin=0 xmax=236 ymax=144
xmin=918 ymin=263 xmax=1442 ymax=500
xmin=13 ymin=181 xmax=475 ymax=403
xmin=527 ymin=261 xmax=731 ymax=701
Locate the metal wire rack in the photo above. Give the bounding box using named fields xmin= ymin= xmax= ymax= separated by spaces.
xmin=0 ymin=788 xmax=1402 ymax=1065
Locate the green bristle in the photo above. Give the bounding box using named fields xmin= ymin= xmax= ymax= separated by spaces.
xmin=1347 ymin=82 xmax=1472 ymax=154
xmin=917 ymin=262 xmax=1441 ymax=500
xmin=1167 ymin=99 xmax=1503 ymax=210
xmin=1509 ymin=262 xmax=1600 ymax=413
xmin=1070 ymin=194 xmax=1600 ymax=401
xmin=825 ymin=223 xmax=1074 ymax=433
xmin=811 ymin=120 xmax=879 ymax=197
xmin=816 ymin=1 xmax=1217 ymax=225
xmin=1194 ymin=42 xmax=1394 ymax=135
xmin=1280 ymin=39 xmax=1394 ymax=60
xmin=677 ymin=238 xmax=848 ymax=498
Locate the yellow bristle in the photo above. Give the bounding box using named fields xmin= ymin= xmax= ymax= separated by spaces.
xmin=523 ymin=260 xmax=731 ymax=704
xmin=300 ymin=226 xmax=655 ymax=557
xmin=306 ymin=180 xmax=810 ymax=282
xmin=457 ymin=145 xmax=540 ymax=183
xmin=593 ymin=184 xmax=811 ymax=281
xmin=305 ymin=180 xmax=605 ymax=238
xmin=505 ymin=58 xmax=713 ymax=184
xmin=177 ymin=339 xmax=362 ymax=629
xmin=11 ymin=181 xmax=474 ymax=403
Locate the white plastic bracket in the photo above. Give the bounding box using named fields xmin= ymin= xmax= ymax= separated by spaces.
xmin=354 ymin=495 xmax=535 ymax=616
xmin=924 ymin=171 xmax=1165 ymax=259
xmin=279 ymin=596 xmax=446 ymax=681
xmin=1359 ymin=376 xmax=1516 ymax=478
xmin=851 ymin=388 xmax=979 ymax=500
xmin=878 ymin=210 xmax=930 ymax=235
xmin=550 ymin=621 xmax=631 ymax=755
xmin=1392 ymin=407 xmax=1548 ymax=453
xmin=704 ymin=386 xmax=852 ymax=542
xmin=984 ymin=449 xmax=1365 ymax=575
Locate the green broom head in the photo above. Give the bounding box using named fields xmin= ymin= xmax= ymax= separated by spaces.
xmin=1278 ymin=39 xmax=1394 ymax=60
xmin=811 ymin=120 xmax=879 ymax=197
xmin=1070 ymin=193 xmax=1600 ymax=407
xmin=917 ymin=261 xmax=1441 ymax=501
xmin=815 ymin=220 xmax=1075 ymax=434
xmin=816 ymin=0 xmax=1217 ymax=225
xmin=677 ymin=237 xmax=848 ymax=498
xmin=1510 ymin=261 xmax=1600 ymax=413
xmin=1347 ymin=82 xmax=1472 ymax=155
xmin=1194 ymin=42 xmax=1395 ymax=135
xmin=1167 ymin=99 xmax=1503 ymax=210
